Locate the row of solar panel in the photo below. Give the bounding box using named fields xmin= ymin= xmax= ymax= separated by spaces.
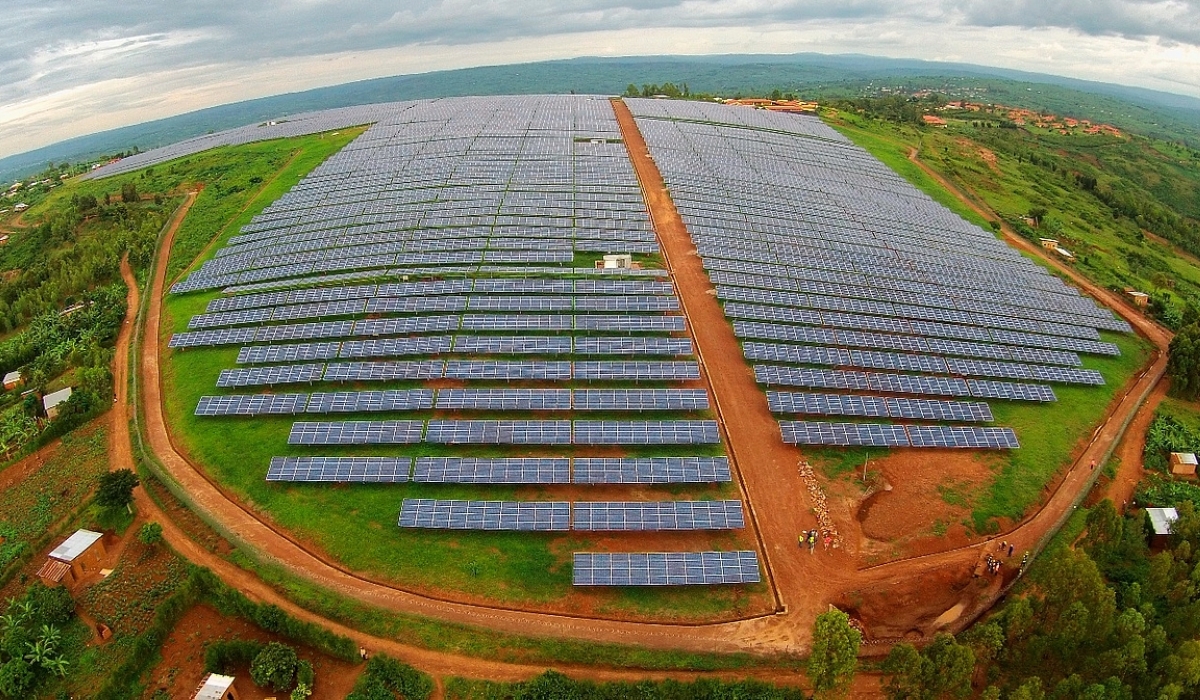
xmin=396 ymin=498 xmax=744 ymax=531
xmin=189 ymin=295 xmax=682 ymax=329
xmin=207 ymin=279 xmax=675 ymax=312
xmin=266 ymin=456 xmax=732 ymax=484
xmin=572 ymin=550 xmax=760 ymax=586
xmin=221 ymin=265 xmax=671 ymax=296
xmin=726 ymin=303 xmax=1119 ymax=357
xmin=196 ymin=388 xmax=709 ymax=415
xmin=200 ymin=235 xmax=657 ymax=277
xmin=744 ymin=342 xmax=1104 ymax=385
xmin=766 ymin=391 xmax=994 ymax=422
xmin=216 ymin=360 xmax=702 ymax=386
xmin=734 ymin=319 xmax=1118 ymax=358
xmin=711 ymin=269 xmax=1123 ymax=334
xmin=754 ymin=365 xmax=1057 ymax=402
xmin=287 ymin=419 xmax=721 ymax=445
xmin=236 ymin=336 xmax=694 ymax=364
xmin=779 ymin=421 xmax=1019 ymax=449
xmin=169 ymin=315 xmax=687 ymax=347
xmin=174 ymin=250 xmax=646 ymax=293
xmin=716 ymin=285 xmax=1104 ymax=342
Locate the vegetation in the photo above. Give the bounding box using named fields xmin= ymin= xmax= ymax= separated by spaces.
xmin=443 ymin=670 xmax=806 ymax=700
xmin=96 ymin=469 xmax=138 ymax=511
xmin=346 ymin=654 xmax=434 ymax=700
xmin=0 ymin=584 xmax=75 ymax=698
xmin=1168 ymin=323 xmax=1200 ymax=399
xmin=808 ymin=608 xmax=861 ymax=699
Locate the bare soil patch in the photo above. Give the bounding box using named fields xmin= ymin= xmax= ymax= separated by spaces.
xmin=143 ymin=603 xmax=362 ymax=700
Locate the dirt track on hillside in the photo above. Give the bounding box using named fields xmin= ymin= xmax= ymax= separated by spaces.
xmin=106 ymin=110 xmax=1172 ymax=682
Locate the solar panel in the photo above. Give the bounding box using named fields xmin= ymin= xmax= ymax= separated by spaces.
xmin=424 ymin=420 xmax=572 ymax=444
xmin=573 ymin=361 xmax=700 ymax=381
xmin=967 ymin=380 xmax=1058 ymax=402
xmin=413 ymin=457 xmax=570 ymax=483
xmin=572 ymin=551 xmax=760 ymax=586
xmin=572 ymin=501 xmax=744 ymax=530
xmin=195 ymin=394 xmax=309 ymax=416
xmin=287 ymin=420 xmax=424 ymax=445
xmin=572 ymin=420 xmax=720 ymax=445
xmin=572 ymin=457 xmax=732 ymax=483
xmin=216 ymin=364 xmax=325 ymax=388
xmin=573 ymin=389 xmax=709 ymax=411
xmin=266 ymin=456 xmax=412 ymax=482
xmin=398 ymin=499 xmax=570 ymax=530
xmin=906 ymin=425 xmax=1020 ymax=449
xmin=779 ymin=421 xmax=910 ymax=447
xmin=766 ymin=392 xmax=888 ymax=418
xmin=304 ymin=389 xmax=434 ymax=413
xmin=435 ymin=389 xmax=571 ymax=410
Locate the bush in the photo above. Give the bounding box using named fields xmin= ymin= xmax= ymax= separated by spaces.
xmin=204 ymin=639 xmax=264 ymax=674
xmin=137 ymin=522 xmax=163 ymax=547
xmin=346 ymin=655 xmax=434 ymax=700
xmin=250 ymin=642 xmax=298 ymax=691
xmin=23 ymin=582 xmax=76 ymax=627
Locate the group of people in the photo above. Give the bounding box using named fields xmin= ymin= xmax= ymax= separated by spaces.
xmin=797 ymin=460 xmax=841 ymax=551
xmin=981 ymin=540 xmax=1022 ymax=577
xmin=798 ymin=528 xmax=834 ymax=553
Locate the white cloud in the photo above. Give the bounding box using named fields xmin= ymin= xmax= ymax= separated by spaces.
xmin=2 ymin=2 xmax=1200 ymax=159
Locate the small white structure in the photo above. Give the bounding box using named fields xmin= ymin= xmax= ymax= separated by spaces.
xmin=1127 ymin=290 xmax=1150 ymax=308
xmin=193 ymin=673 xmax=238 ymax=700
xmin=1039 ymin=237 xmax=1058 ymax=250
xmin=13 ymin=203 xmax=28 ymax=212
xmin=1170 ymin=452 xmax=1198 ymax=477
xmin=1054 ymin=246 xmax=1075 ymax=260
xmin=43 ymin=387 xmax=73 ymax=419
xmin=598 ymin=254 xmax=633 ymax=269
xmin=3 ymin=370 xmax=22 ymax=391
xmin=1147 ymin=507 xmax=1180 ymax=548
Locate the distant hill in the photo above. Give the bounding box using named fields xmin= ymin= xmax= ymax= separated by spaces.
xmin=3 ymin=53 xmax=1199 ymax=182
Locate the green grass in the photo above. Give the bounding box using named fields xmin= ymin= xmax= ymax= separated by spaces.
xmin=978 ymin=331 xmax=1151 ymax=529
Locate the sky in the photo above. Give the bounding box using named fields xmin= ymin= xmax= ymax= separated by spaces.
xmin=2 ymin=1 xmax=1200 ymax=160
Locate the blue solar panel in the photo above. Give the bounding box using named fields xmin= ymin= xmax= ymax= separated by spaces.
xmin=413 ymin=457 xmax=570 ymax=483
xmin=572 ymin=551 xmax=760 ymax=586
xmin=266 ymin=456 xmax=412 ymax=482
xmin=572 ymin=501 xmax=744 ymax=530
xmin=398 ymin=499 xmax=570 ymax=530
xmin=572 ymin=457 xmax=732 ymax=483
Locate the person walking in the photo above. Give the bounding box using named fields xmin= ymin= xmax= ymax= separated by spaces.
xmin=823 ymin=534 xmax=833 ymax=552
xmin=808 ymin=530 xmax=817 ymax=554
xmin=1008 ymin=543 xmax=1015 ymax=557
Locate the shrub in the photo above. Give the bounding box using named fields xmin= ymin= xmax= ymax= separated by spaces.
xmin=250 ymin=642 xmax=299 ymax=691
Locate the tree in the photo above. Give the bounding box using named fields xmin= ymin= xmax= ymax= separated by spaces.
xmin=624 ymin=84 xmax=640 ymax=97
xmin=1168 ymin=323 xmax=1200 ymax=400
xmin=882 ymin=634 xmax=975 ymax=700
xmin=120 ymin=182 xmax=138 ymax=203
xmin=137 ymin=522 xmax=163 ymax=547
xmin=0 ymin=658 xmax=34 ymax=697
xmin=808 ymin=608 xmax=861 ymax=698
xmin=96 ymin=469 xmax=139 ymax=510
xmin=250 ymin=642 xmax=298 ymax=691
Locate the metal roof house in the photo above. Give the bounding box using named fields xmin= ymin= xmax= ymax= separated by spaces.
xmin=37 ymin=529 xmax=106 ymax=585
xmin=193 ymin=673 xmax=239 ymax=700
xmin=42 ymin=387 xmax=72 ymax=419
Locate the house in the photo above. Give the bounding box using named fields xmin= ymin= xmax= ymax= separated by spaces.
xmin=1039 ymin=238 xmax=1059 ymax=250
xmin=37 ymin=529 xmax=106 ymax=585
xmin=43 ymin=387 xmax=73 ymax=419
xmin=1146 ymin=507 xmax=1180 ymax=549
xmin=921 ymin=115 xmax=948 ymax=127
xmin=1170 ymin=452 xmax=1197 ymax=477
xmin=3 ymin=370 xmax=22 ymax=391
xmin=193 ymin=673 xmax=239 ymax=700
xmin=1126 ymin=290 xmax=1150 ymax=308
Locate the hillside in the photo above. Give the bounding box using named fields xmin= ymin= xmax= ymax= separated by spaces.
xmin=2 ymin=53 xmax=1199 ymax=182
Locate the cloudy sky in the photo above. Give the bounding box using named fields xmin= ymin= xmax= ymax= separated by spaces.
xmin=2 ymin=0 xmax=1199 ymax=159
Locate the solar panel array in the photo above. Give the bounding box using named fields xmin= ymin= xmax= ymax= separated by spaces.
xmin=572 ymin=551 xmax=761 ymax=586
xmin=168 ymin=96 xmax=750 ymax=586
xmin=627 ymin=97 xmax=1129 ymax=450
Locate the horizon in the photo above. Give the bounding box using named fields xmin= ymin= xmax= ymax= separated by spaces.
xmin=3 ymin=1 xmax=1200 ymax=160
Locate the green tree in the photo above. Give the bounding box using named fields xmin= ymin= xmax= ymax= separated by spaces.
xmin=1168 ymin=323 xmax=1200 ymax=400
xmin=137 ymin=522 xmax=163 ymax=547
xmin=808 ymin=608 xmax=861 ymax=698
xmin=120 ymin=182 xmax=138 ymax=203
xmin=0 ymin=658 xmax=34 ymax=697
xmin=883 ymin=634 xmax=975 ymax=700
xmin=250 ymin=642 xmax=298 ymax=691
xmin=624 ymin=84 xmax=640 ymax=97
xmin=96 ymin=469 xmax=138 ymax=510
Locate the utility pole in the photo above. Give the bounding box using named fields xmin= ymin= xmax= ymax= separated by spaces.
xmin=862 ymin=453 xmax=869 ymax=483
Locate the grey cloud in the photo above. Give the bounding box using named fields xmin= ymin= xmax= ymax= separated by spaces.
xmin=954 ymin=0 xmax=1200 ymax=46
